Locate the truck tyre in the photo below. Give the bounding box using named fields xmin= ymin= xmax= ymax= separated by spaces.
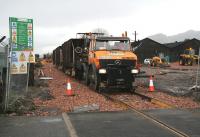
xmin=188 ymin=59 xmax=193 ymax=66
xmin=75 ymin=68 xmax=81 ymax=80
xmin=89 ymin=65 xmax=100 ymax=91
xmin=129 ymin=87 xmax=135 ymax=93
xmin=82 ymin=64 xmax=89 ymax=85
xmin=93 ymin=69 xmax=100 ymax=91
xmin=125 ymin=81 xmax=134 ymax=92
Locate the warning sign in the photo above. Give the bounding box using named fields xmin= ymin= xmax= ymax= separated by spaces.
xmin=11 ymin=62 xmax=27 ymax=74
xmin=9 ymin=17 xmax=34 ymax=75
xmin=9 ymin=17 xmax=33 ymax=51
xmin=11 ymin=51 xmax=35 ymax=63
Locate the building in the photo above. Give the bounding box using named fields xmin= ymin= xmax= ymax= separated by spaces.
xmin=132 ymin=38 xmax=200 ymax=63
xmin=165 ymin=38 xmax=200 ymax=62
xmin=131 ymin=38 xmax=170 ymax=63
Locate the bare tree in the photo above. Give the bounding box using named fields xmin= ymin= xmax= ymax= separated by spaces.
xmin=92 ymin=28 xmax=109 ymax=36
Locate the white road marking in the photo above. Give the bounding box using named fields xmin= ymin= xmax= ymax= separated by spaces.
xmin=62 ymin=113 xmax=79 ymax=137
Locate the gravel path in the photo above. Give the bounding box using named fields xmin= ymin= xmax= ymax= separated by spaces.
xmin=33 ymin=63 xmax=126 ymax=116
xmin=136 ymin=86 xmax=200 ymax=109
xmin=32 ymin=62 xmax=200 ymax=116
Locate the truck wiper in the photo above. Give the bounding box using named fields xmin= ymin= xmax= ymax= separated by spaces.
xmin=111 ymin=48 xmax=121 ymax=50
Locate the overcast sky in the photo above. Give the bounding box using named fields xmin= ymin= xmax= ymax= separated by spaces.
xmin=1 ymin=0 xmax=200 ymax=54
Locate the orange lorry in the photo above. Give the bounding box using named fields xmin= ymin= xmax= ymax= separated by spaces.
xmin=54 ymin=33 xmax=138 ymax=91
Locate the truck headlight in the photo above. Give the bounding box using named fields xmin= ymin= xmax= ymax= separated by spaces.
xmin=131 ymin=69 xmax=138 ymax=74
xmin=99 ymin=69 xmax=106 ymax=74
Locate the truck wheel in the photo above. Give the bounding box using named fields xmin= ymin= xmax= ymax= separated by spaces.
xmin=74 ymin=69 xmax=79 ymax=79
xmin=89 ymin=66 xmax=100 ymax=91
xmin=129 ymin=87 xmax=135 ymax=93
xmin=93 ymin=69 xmax=100 ymax=91
xmin=82 ymin=64 xmax=89 ymax=85
xmin=188 ymin=59 xmax=193 ymax=66
xmin=126 ymin=82 xmax=134 ymax=92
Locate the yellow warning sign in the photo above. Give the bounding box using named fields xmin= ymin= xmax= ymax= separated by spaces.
xmin=12 ymin=51 xmax=35 ymax=63
xmin=11 ymin=62 xmax=27 ymax=74
xmin=19 ymin=52 xmax=26 ymax=62
xmin=19 ymin=63 xmax=27 ymax=73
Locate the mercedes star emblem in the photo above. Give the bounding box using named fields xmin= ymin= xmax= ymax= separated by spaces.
xmin=115 ymin=60 xmax=121 ymax=65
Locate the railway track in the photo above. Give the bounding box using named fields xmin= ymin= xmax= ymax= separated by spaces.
xmin=133 ymin=91 xmax=175 ymax=109
xmin=100 ymin=91 xmax=190 ymax=137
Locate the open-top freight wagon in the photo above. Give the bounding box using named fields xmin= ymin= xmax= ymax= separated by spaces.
xmin=52 ymin=46 xmax=63 ymax=68
xmin=53 ymin=33 xmax=138 ymax=91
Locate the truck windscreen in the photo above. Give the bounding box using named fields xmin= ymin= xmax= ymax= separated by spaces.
xmin=95 ymin=40 xmax=130 ymax=51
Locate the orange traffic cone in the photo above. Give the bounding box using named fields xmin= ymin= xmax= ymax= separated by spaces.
xmin=65 ymin=79 xmax=74 ymax=96
xmin=149 ymin=75 xmax=155 ymax=92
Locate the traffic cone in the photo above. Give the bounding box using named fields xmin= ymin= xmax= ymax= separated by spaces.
xmin=38 ymin=69 xmax=44 ymax=77
xmin=65 ymin=79 xmax=74 ymax=96
xmin=149 ymin=75 xmax=155 ymax=92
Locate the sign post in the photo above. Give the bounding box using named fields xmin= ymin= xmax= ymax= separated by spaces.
xmin=5 ymin=17 xmax=35 ymax=110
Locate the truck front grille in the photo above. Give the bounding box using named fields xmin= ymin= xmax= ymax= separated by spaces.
xmin=99 ymin=59 xmax=136 ymax=68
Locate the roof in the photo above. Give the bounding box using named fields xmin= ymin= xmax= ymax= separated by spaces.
xmin=164 ymin=41 xmax=183 ymax=48
xmin=164 ymin=38 xmax=200 ymax=48
xmin=131 ymin=38 xmax=169 ymax=48
xmin=142 ymin=38 xmax=165 ymax=46
xmin=132 ymin=38 xmax=200 ymax=49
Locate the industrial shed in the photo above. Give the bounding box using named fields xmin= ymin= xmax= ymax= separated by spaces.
xmin=165 ymin=38 xmax=200 ymax=62
xmin=131 ymin=38 xmax=170 ymax=63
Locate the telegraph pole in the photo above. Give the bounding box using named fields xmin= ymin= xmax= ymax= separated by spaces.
xmin=134 ymin=31 xmax=136 ymax=42
xmin=133 ymin=31 xmax=138 ymax=42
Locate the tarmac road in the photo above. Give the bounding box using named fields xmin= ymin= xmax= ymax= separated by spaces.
xmin=1 ymin=109 xmax=200 ymax=137
xmin=0 ymin=115 xmax=70 ymax=137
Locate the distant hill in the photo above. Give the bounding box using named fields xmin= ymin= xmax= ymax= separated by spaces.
xmin=148 ymin=30 xmax=200 ymax=43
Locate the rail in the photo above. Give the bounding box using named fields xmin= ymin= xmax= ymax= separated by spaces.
xmin=133 ymin=92 xmax=175 ymax=109
xmin=100 ymin=92 xmax=190 ymax=137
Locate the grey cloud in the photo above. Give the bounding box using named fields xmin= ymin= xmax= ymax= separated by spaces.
xmin=1 ymin=0 xmax=138 ymax=27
